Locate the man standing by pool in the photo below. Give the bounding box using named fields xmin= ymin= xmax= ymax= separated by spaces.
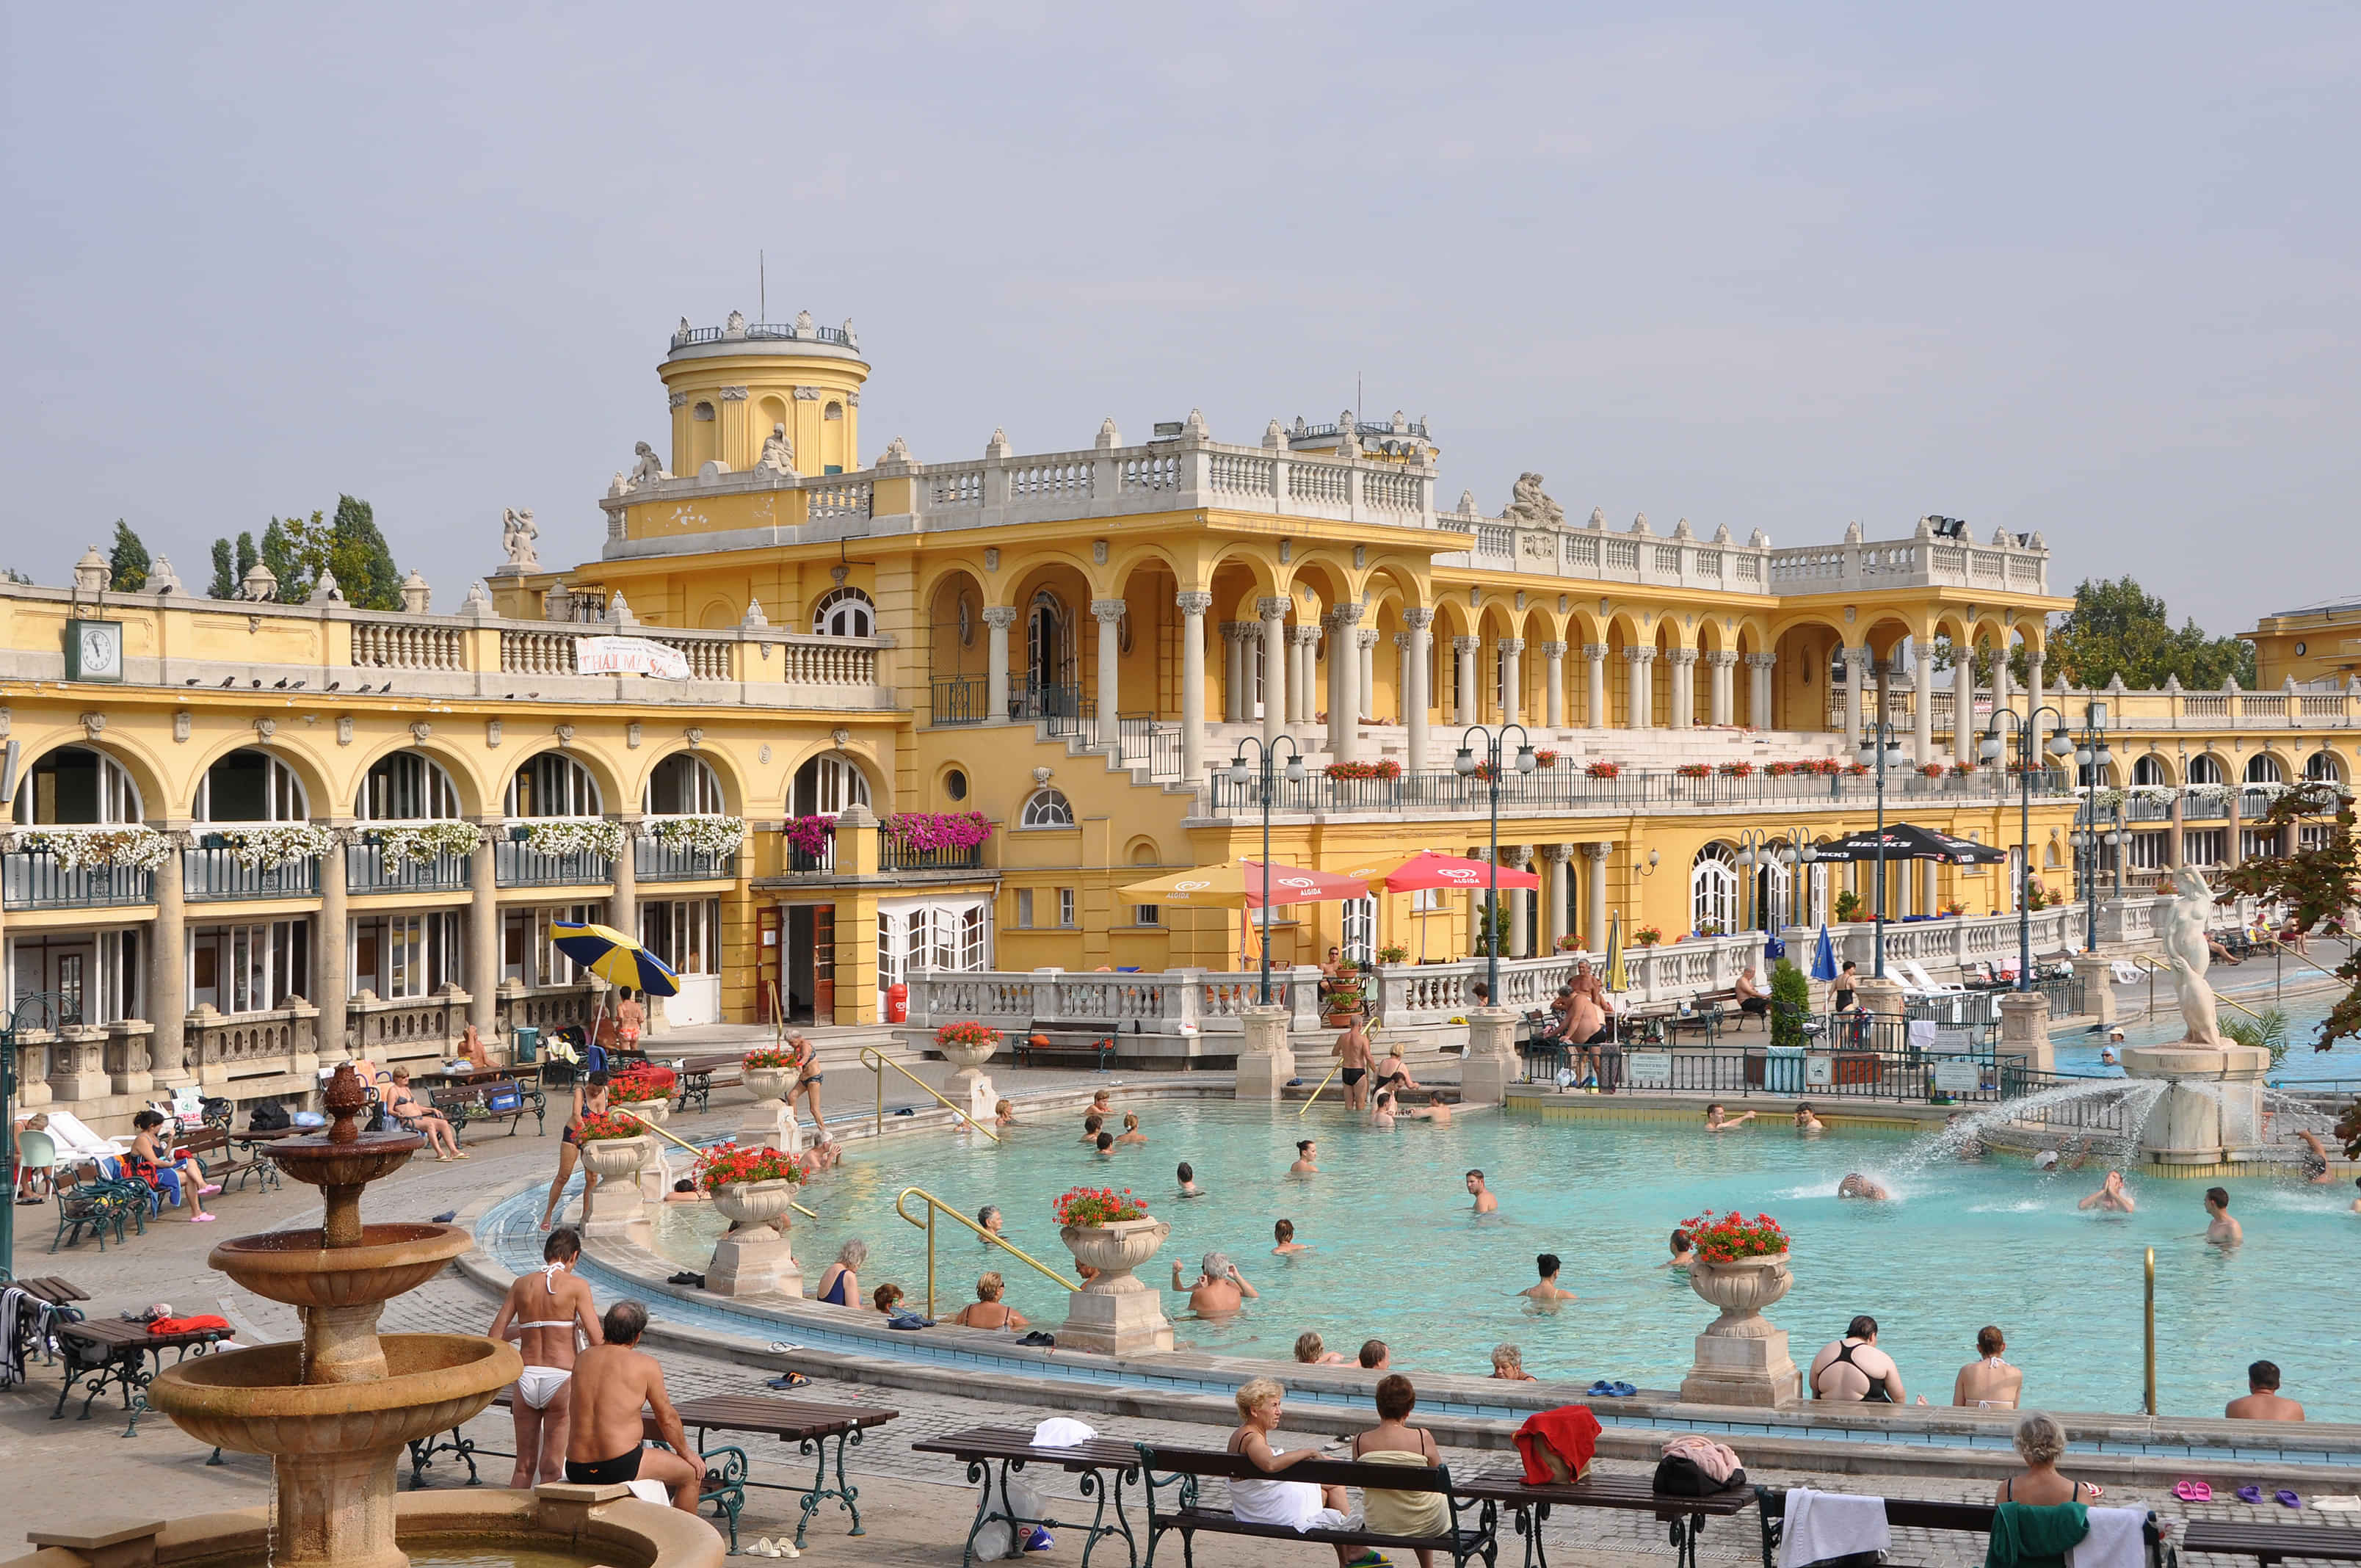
xmin=1466 ymin=1169 xmax=1498 ymax=1213
xmin=1333 ymin=1019 xmax=1374 ymax=1110
xmin=564 ymin=1300 xmax=703 ymax=1511
xmin=2204 ymin=1187 xmax=2243 ymax=1248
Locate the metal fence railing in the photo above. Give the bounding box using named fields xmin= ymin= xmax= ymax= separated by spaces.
xmin=930 ymin=676 xmax=988 ymax=726
xmin=1526 ymin=1038 xmax=2027 ymax=1106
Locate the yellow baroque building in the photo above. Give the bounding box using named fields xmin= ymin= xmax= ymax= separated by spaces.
xmin=8 ymin=311 xmax=2349 ymax=1129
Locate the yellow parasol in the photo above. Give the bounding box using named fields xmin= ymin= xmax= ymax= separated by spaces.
xmin=1602 ymin=912 xmax=1628 ymax=994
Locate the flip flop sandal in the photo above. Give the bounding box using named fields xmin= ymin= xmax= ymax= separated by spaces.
xmin=2277 ymin=1492 xmax=2302 ymax=1509
xmin=1586 ymin=1381 xmax=1616 ymax=1397
xmin=765 ymin=1372 xmax=813 ymax=1390
xmin=769 ymin=1341 xmax=804 ymax=1354
xmin=2237 ymin=1487 xmax=2264 ymax=1505
xmin=1609 ymin=1382 xmax=1638 ymax=1397
xmin=2173 ymin=1481 xmax=2213 ymax=1503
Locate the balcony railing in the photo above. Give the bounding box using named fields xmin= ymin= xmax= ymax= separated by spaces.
xmin=634 ymin=838 xmax=739 ymax=883
xmin=880 ymin=832 xmax=984 ymax=872
xmin=184 ymin=846 xmax=322 ymax=902
xmin=347 ymin=842 xmax=472 ymax=893
xmin=1 ymin=852 xmax=154 ymax=910
xmin=495 ymin=841 xmax=614 ymax=888
xmin=931 ymin=675 xmax=989 ymax=726
xmin=1206 ymin=765 xmax=2074 ymax=817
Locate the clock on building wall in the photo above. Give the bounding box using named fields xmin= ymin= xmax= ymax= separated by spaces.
xmin=65 ymin=618 xmax=123 ymax=683
xmin=2295 ymin=642 xmax=2307 ymax=656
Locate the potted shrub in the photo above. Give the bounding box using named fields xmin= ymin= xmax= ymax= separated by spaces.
xmin=1374 ymin=943 xmax=1409 ymax=967
xmin=1720 ymin=761 xmax=1755 ymax=778
xmin=1833 ymin=890 xmax=1863 ymax=923
xmin=1321 ymin=962 xmax=1365 ymax=1026
xmin=1918 ymin=763 xmax=1945 ymax=780
xmin=695 ymin=1141 xmax=805 ymax=1238
xmin=1634 ymin=926 xmax=1662 ymax=947
xmin=1843 ymin=761 xmax=1871 ymax=777
xmin=1680 ymin=1209 xmax=1794 ymax=1326
xmin=1534 ymin=749 xmax=1559 ymax=769
xmin=1769 ymin=959 xmax=1810 ymax=1048
xmin=1940 ymin=899 xmax=1967 ymax=918
xmin=741 ymin=1045 xmax=798 ymax=1104
xmin=935 ymin=1020 xmax=1003 ymax=1076
xmin=1554 ymin=933 xmax=1584 ymax=953
xmin=1675 ymin=763 xmax=1711 ymax=780
xmin=1763 ymin=761 xmax=1796 ymax=778
xmin=1950 ymin=761 xmax=1976 ymax=777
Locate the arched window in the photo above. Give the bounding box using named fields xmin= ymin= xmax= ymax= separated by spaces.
xmin=813 ymin=587 xmax=874 ymax=638
xmin=507 ymin=753 xmax=603 ymax=818
xmin=791 ymin=755 xmax=871 ymax=816
xmin=2305 ymin=750 xmax=2343 ymax=783
xmin=2186 ymin=755 xmax=2224 ymax=785
xmin=1020 ymin=788 xmax=1075 ymax=828
xmin=644 ymin=752 xmax=724 ymax=815
xmin=1689 ymin=844 xmax=1737 ymax=934
xmin=356 ymin=752 xmax=460 ymax=821
xmin=11 ymin=746 xmax=142 ymax=824
xmin=2132 ymin=755 xmax=2172 ymax=786
xmin=2244 ymin=754 xmax=2284 ymax=785
xmin=197 ymin=749 xmax=308 ymax=822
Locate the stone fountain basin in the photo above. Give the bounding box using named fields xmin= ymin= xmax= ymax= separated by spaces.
xmin=210 ymin=1224 xmax=476 ymax=1308
xmin=149 ymin=1334 xmax=520 ymax=1456
xmin=265 ymin=1129 xmax=424 ymax=1188
xmin=2119 ymin=1042 xmax=2271 ymax=1078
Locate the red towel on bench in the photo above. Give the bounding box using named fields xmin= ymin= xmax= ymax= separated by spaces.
xmin=148 ymin=1315 xmax=231 ymax=1336
xmin=1513 ymin=1407 xmax=1602 ymax=1484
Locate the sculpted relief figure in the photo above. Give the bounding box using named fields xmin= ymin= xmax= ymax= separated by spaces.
xmin=628 ymin=441 xmax=668 ymax=486
xmin=500 ymin=507 xmax=540 ymax=569
xmin=2160 ymin=863 xmax=2224 ymax=1045
xmin=758 ymin=422 xmax=795 ymax=473
xmin=1502 ymin=471 xmax=1565 ymax=529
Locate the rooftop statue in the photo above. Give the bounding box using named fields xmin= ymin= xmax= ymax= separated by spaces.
xmin=500 ymin=507 xmax=539 ymax=570
xmin=758 ymin=423 xmax=795 ymax=473
xmin=1503 ymin=472 xmax=1565 ymax=529
xmin=629 ymin=440 xmax=668 ymax=486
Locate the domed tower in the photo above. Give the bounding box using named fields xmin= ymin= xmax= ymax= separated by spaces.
xmin=658 ymin=310 xmax=871 ymax=477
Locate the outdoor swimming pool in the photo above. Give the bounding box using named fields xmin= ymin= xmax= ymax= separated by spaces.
xmin=2052 ymin=976 xmax=2360 ymax=1080
xmin=643 ymin=1097 xmax=2360 ymax=1420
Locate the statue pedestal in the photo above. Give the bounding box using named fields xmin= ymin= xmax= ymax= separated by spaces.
xmin=1854 ymin=976 xmax=1907 ymax=1021
xmin=2122 ymin=1042 xmax=2271 ymax=1164
xmin=1234 ymin=1006 xmax=1294 ymax=1099
xmin=739 ymin=1102 xmax=805 ymax=1153
xmin=1998 ymin=991 xmax=2053 ymax=1072
xmin=581 ymin=1138 xmax=654 ymax=1251
xmin=1459 ymin=1010 xmax=1519 ymax=1105
xmin=1678 ymin=1255 xmax=1802 ymax=1409
xmin=2071 ymin=954 xmax=2117 ymax=1027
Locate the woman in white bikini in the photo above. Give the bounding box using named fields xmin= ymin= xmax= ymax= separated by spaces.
xmin=488 ymin=1228 xmax=604 ymax=1487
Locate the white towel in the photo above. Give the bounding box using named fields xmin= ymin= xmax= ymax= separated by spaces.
xmin=1779 ymin=1488 xmax=1890 ymax=1568
xmin=1907 ymin=1020 xmax=1940 ymax=1051
xmin=623 ymin=1478 xmax=674 ymax=1507
xmin=1032 ymin=1417 xmax=1098 ymax=1448
xmin=2067 ymin=1507 xmax=2147 ymax=1568
xmin=40 ymin=1111 xmax=122 ymax=1160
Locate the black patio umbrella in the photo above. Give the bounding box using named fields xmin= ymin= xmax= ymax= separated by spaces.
xmin=1810 ymin=823 xmax=2006 ymax=864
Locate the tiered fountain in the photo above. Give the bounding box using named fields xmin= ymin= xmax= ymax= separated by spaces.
xmin=0 ymin=1064 xmax=718 ymax=1568
xmin=2117 ymin=867 xmax=2269 ymax=1166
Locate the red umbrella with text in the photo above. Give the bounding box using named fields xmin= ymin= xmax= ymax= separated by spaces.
xmin=1354 ymin=851 xmax=1542 ymax=962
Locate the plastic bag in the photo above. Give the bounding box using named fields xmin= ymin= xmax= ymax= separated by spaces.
xmin=971 ymin=1468 xmax=1048 ymax=1560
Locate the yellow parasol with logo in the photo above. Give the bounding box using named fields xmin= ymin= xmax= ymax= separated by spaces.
xmin=1601 ymin=912 xmax=1628 ymax=995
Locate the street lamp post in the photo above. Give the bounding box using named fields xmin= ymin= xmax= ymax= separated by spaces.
xmin=2068 ymin=714 xmax=2114 ymax=952
xmin=1981 ymin=706 xmax=2078 ymax=990
xmin=1856 ymin=717 xmax=1907 ymax=979
xmin=1454 ymin=725 xmax=1537 ymax=1002
xmin=1733 ymin=828 xmax=1819 ymax=940
xmin=1227 ymin=736 xmax=1308 ymax=1004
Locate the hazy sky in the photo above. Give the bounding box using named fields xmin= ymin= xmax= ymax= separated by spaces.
xmin=5 ymin=3 xmax=2354 ymax=633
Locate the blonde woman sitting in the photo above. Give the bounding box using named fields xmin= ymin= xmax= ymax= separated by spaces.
xmin=949 ymin=1271 xmax=1028 ymax=1331
xmin=1225 ymin=1379 xmax=1360 ymax=1564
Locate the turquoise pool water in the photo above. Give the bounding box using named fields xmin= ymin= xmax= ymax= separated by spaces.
xmin=2051 ymin=979 xmax=2360 ymax=1080
xmin=647 ymin=1098 xmax=2360 ymax=1420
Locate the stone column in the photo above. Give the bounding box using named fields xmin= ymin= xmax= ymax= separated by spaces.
xmin=610 ymin=813 xmax=639 ymax=954
xmin=1403 ymin=609 xmax=1433 ymax=771
xmin=1178 ymin=590 xmax=1212 ymax=785
xmin=1584 ymin=843 xmax=1611 ymax=951
xmin=1747 ymin=652 xmax=1774 ymax=730
xmin=1454 ymin=636 xmax=1479 ymax=725
xmin=1669 ymin=647 xmax=1698 ymax=729
xmin=1092 ymin=599 xmax=1125 ymax=741
xmin=1498 ymin=639 xmax=1524 ymax=726
xmin=1258 ymin=598 xmax=1288 ymax=747
xmin=1503 ymin=846 xmax=1532 ymax=957
xmin=1541 ymin=844 xmax=1572 ymax=952
xmin=1461 ymin=1007 xmax=1519 ymax=1106
xmin=470 ymin=820 xmax=499 ymax=1036
xmin=1291 ymin=625 xmax=1321 ymax=734
xmin=1541 ymin=642 xmax=1567 ymax=728
xmin=1222 ymin=622 xmax=1246 ymax=723
xmin=983 ymin=606 xmax=1017 ymax=722
xmin=1357 ymin=627 xmax=1378 ymax=719
xmin=146 ymin=829 xmax=189 ymax=1095
xmin=316 ymin=823 xmax=349 ymax=1059
xmin=2167 ymin=792 xmax=2185 ymax=868
xmin=1993 ymin=645 xmax=2014 ymax=726
xmin=1842 ymin=646 xmax=1868 ymax=747
xmin=1330 ymin=602 xmax=1363 ymax=761
xmin=1913 ymin=642 xmax=1934 ymax=765
xmin=1584 ymin=644 xmax=1608 ymax=729
xmin=2226 ymin=782 xmax=2243 ymax=869
xmin=2028 ymin=647 xmax=2046 ymax=726
xmin=1624 ymin=646 xmax=1655 ymax=727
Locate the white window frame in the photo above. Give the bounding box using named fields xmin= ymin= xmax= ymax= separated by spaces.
xmin=1020 ymin=788 xmax=1075 ymax=828
xmin=356 ymin=752 xmax=461 ymax=822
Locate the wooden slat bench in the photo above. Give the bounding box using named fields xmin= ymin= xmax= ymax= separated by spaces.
xmin=674 ymin=1054 xmax=744 ymax=1115
xmin=1134 ymin=1441 xmax=1498 ymax=1568
xmin=1461 ymin=1467 xmax=1752 ymax=1568
xmin=1755 ymin=1486 xmax=2165 ymax=1568
xmin=2180 ymin=1520 xmax=2361 ymax=1566
xmin=915 ymin=1423 xmax=1150 ymax=1568
xmin=178 ymin=1125 xmax=278 ymax=1194
xmin=52 ymin=1318 xmax=231 ymax=1435
xmin=1015 ymin=1021 xmax=1118 ymax=1071
xmin=428 ymin=1079 xmax=544 ymax=1139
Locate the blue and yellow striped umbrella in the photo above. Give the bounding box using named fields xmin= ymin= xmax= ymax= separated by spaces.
xmin=548 ymin=921 xmax=681 ymax=998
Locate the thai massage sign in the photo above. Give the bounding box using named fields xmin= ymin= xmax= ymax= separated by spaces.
xmin=579 ymin=636 xmax=691 ymax=680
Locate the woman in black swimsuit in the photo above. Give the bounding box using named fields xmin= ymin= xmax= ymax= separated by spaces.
xmin=1809 ymin=1315 xmax=1904 ymax=1403
xmin=1995 ymin=1411 xmax=2100 ymax=1507
xmin=540 ymin=1071 xmax=610 ymax=1230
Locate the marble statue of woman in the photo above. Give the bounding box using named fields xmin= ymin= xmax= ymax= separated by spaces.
xmin=2161 ymin=863 xmax=2223 ymax=1045
xmin=757 ymin=422 xmax=794 ymax=473
xmin=500 ymin=507 xmax=539 ymax=569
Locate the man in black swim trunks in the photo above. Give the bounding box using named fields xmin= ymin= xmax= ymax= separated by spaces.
xmin=564 ymin=1299 xmax=702 ymax=1509
xmin=1333 ymin=1017 xmax=1374 ymax=1110
xmin=1807 ymin=1313 xmax=1907 ymax=1403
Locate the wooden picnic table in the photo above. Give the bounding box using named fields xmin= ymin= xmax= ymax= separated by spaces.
xmin=53 ymin=1317 xmax=231 ymax=1434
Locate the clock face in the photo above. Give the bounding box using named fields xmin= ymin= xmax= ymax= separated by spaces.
xmin=68 ymin=620 xmax=123 ymax=681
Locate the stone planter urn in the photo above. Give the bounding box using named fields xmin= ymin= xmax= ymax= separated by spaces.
xmin=579 ymin=1136 xmax=654 ymax=1249
xmin=617 ymin=1096 xmax=670 ymax=1127
xmin=739 ymin=1064 xmax=803 ymax=1152
xmin=1057 ymin=1216 xmax=1174 ymax=1356
xmin=937 ymin=1029 xmax=1001 ymax=1123
xmin=1678 ymin=1252 xmax=1801 ymax=1408
xmin=706 ymin=1178 xmax=804 ymax=1298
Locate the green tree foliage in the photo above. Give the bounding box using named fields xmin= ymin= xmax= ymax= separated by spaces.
xmin=208 ymin=537 xmax=236 ymax=598
xmin=259 ymin=514 xmax=315 ymax=604
xmin=1471 ymin=896 xmax=1513 ymax=957
xmin=106 ymin=520 xmax=150 ymax=592
xmin=327 ymin=495 xmax=402 ymax=611
xmin=1769 ymin=959 xmax=1810 ymax=1048
xmin=2216 ymin=783 xmax=2361 ymax=1151
xmin=2046 ymin=576 xmax=2257 ymax=692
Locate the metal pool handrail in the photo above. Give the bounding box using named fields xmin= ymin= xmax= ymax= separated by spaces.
xmin=860 ymin=1046 xmax=1000 ymax=1141
xmin=2261 ymin=937 xmax=2344 ymax=984
xmin=614 ymin=1103 xmax=817 ymax=1219
xmin=1296 ymin=1063 xmax=1340 ymax=1116
xmin=893 ymin=1184 xmax=1078 ymax=1318
xmin=2124 ymin=954 xmax=2266 ymax=1020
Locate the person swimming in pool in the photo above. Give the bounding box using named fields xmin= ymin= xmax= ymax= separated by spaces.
xmin=1837 ymin=1172 xmax=1890 ymax=1201
xmin=1661 ymin=1228 xmax=1695 ymax=1268
xmin=2078 ymin=1169 xmax=2136 ymax=1213
xmin=1705 ymin=1103 xmax=1757 ymax=1133
xmin=2292 ymin=1130 xmax=2335 ymax=1184
xmin=1290 ymin=1139 xmax=1319 ymax=1175
xmin=1465 ymin=1169 xmax=1498 ymax=1213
